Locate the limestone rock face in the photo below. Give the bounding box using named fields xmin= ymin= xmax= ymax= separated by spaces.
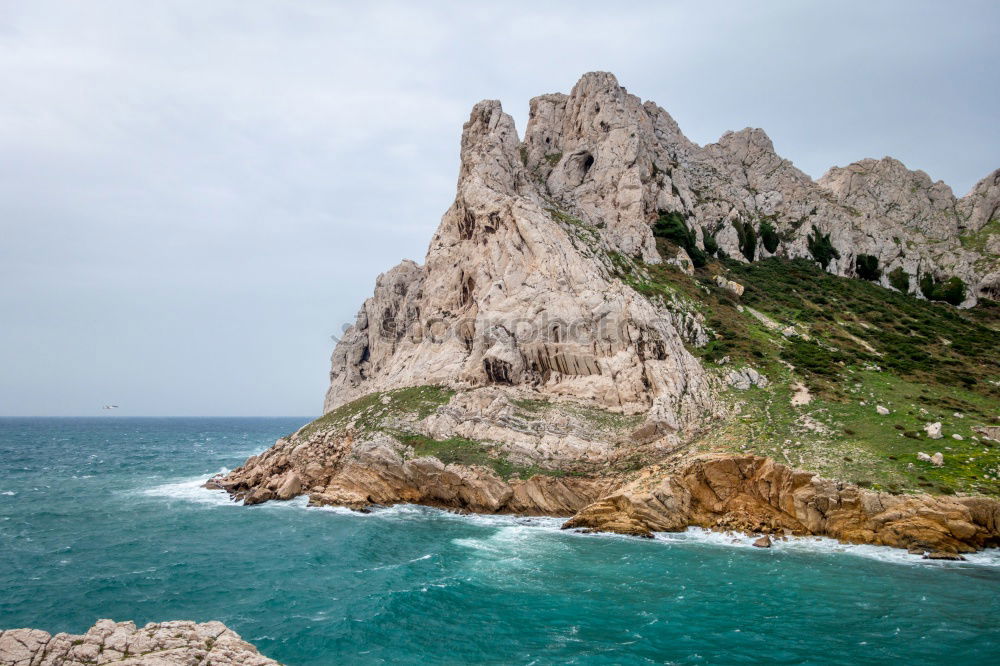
xmin=324 ymin=84 xmax=719 ymax=434
xmin=325 ymin=71 xmax=997 ymax=423
xmin=959 ymin=168 xmax=1000 ymax=233
xmin=0 ymin=619 xmax=278 ymax=665
xmin=562 ymin=454 xmax=1000 ymax=554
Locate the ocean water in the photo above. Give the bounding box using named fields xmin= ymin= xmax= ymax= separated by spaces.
xmin=1 ymin=418 xmax=999 ymax=665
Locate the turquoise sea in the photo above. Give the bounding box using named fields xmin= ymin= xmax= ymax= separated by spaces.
xmin=1 ymin=418 xmax=999 ymax=665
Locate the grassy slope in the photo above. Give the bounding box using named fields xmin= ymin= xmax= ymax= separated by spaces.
xmin=626 ymin=253 xmax=1000 ymax=496
xmin=296 ymin=227 xmax=1000 ymax=496
xmin=291 ymin=385 xmax=634 ymax=481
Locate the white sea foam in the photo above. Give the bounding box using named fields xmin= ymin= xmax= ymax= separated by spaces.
xmin=140 ymin=471 xmax=234 ymax=506
xmin=309 ymin=501 xmax=564 ymax=530
xmin=326 ymin=504 xmax=1000 ymax=569
xmin=1 ymin=490 xmax=15 ymax=496
xmin=650 ymin=527 xmax=1000 ymax=568
xmin=453 ymin=523 xmax=568 ymax=556
xmin=355 ymin=553 xmax=435 ymax=573
xmin=137 ymin=485 xmax=1000 ymax=568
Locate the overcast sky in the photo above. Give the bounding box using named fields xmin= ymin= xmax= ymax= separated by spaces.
xmin=1 ymin=1 xmax=997 ymax=416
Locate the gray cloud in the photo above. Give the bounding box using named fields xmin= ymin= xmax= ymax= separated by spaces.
xmin=1 ymin=0 xmax=997 ymax=415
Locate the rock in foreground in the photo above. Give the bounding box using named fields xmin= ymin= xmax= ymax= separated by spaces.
xmin=0 ymin=619 xmax=278 ymax=665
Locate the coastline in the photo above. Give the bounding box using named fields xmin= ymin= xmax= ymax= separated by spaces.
xmin=4 ymin=416 xmax=999 ymax=665
xmin=147 ymin=473 xmax=1000 ymax=568
xmin=208 ymin=443 xmax=1000 ymax=559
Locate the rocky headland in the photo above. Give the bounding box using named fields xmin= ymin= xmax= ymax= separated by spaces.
xmin=210 ymin=72 xmax=1000 ymax=557
xmin=0 ymin=619 xmax=278 ymax=665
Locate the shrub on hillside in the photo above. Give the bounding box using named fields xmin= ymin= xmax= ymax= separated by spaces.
xmin=760 ymin=219 xmax=780 ymax=254
xmin=920 ymin=274 xmax=967 ymax=305
xmin=807 ymin=228 xmax=840 ymax=269
xmin=653 ymin=210 xmax=706 ymax=267
xmin=732 ymin=220 xmax=757 ymax=262
xmin=855 ymin=254 xmax=881 ymax=281
xmin=888 ymin=267 xmax=910 ymax=293
xmin=703 ymin=232 xmax=719 ymax=257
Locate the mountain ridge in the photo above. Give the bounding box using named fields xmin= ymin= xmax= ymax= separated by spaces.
xmin=210 ymin=72 xmax=1000 ymax=557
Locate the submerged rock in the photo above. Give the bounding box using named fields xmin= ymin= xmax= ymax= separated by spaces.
xmin=923 ymin=551 xmax=967 ymax=561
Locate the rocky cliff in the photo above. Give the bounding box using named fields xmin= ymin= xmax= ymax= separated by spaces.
xmin=213 ymin=72 xmax=1000 ymax=556
xmin=325 ymin=72 xmax=997 ymax=416
xmin=564 ymin=454 xmax=1000 ymax=557
xmin=0 ymin=619 xmax=278 ymax=665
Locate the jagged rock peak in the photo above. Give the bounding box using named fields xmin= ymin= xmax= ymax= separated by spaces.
xmin=457 ymin=99 xmax=524 ymax=196
xmin=214 ymin=73 xmax=1000 ymax=553
xmin=960 ymin=167 xmax=1000 ymax=233
xmin=324 ymin=72 xmax=998 ymax=417
xmin=324 ymin=73 xmax=718 ymax=425
xmin=716 ymin=127 xmax=777 ymax=155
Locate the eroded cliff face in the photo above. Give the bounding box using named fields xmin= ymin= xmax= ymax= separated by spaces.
xmin=213 ymin=72 xmax=1000 ymax=556
xmin=211 ymin=386 xmax=635 ymax=517
xmin=0 ymin=619 xmax=278 ymax=665
xmin=324 ymin=84 xmax=717 ymax=436
xmin=326 ymin=71 xmax=998 ymax=422
xmin=564 ymin=454 xmax=1000 ymax=556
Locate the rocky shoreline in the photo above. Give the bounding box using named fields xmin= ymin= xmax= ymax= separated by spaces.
xmin=0 ymin=619 xmax=278 ymax=665
xmin=562 ymin=454 xmax=1000 ymax=558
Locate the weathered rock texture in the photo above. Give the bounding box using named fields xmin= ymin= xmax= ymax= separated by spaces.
xmin=214 ymin=72 xmax=1000 ymax=556
xmin=0 ymin=619 xmax=278 ymax=665
xmin=220 ymin=429 xmax=610 ymax=517
xmin=564 ymin=454 xmax=1000 ymax=555
xmin=326 ymin=71 xmax=997 ymax=424
xmin=209 ymin=387 xmax=624 ymax=516
xmin=324 ymin=75 xmax=731 ymax=434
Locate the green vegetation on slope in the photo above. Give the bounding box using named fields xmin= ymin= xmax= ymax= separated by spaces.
xmin=959 ymin=217 xmax=1000 ymax=255
xmin=293 ymin=385 xmax=456 ymax=441
xmin=699 ymin=371 xmax=1000 ymax=497
xmin=396 ymin=433 xmax=577 ymax=481
xmin=291 ymin=384 xmax=630 ymax=481
xmin=726 ymin=259 xmax=999 ymax=396
xmin=618 ymin=254 xmax=1000 ymax=496
xmin=653 ymin=210 xmax=707 ymax=267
